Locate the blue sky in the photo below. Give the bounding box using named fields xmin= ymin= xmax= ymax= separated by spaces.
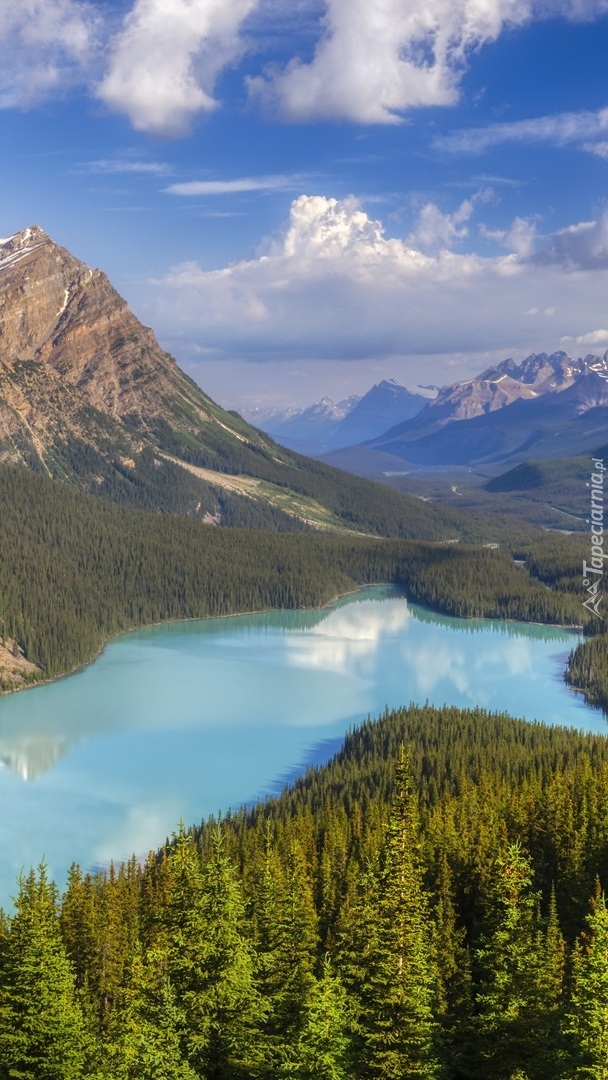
xmin=2 ymin=0 xmax=608 ymax=409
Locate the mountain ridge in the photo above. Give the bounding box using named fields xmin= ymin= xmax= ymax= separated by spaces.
xmin=370 ymin=368 xmax=608 ymax=467
xmin=0 ymin=225 xmax=467 ymax=540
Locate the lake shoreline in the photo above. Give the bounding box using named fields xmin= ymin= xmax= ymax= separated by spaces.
xmin=0 ymin=580 xmax=584 ymax=700
xmin=0 ymin=587 xmax=599 ymax=908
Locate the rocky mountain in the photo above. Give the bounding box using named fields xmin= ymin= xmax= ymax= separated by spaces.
xmin=250 ymin=380 xmax=427 ymax=455
xmin=0 ymin=225 xmax=456 ymax=540
xmin=317 ymin=350 xmax=608 ymax=475
xmin=0 ymin=226 xmax=272 ymax=484
xmin=371 ymin=369 xmax=608 ymax=468
xmin=373 ymin=351 xmax=600 ymax=447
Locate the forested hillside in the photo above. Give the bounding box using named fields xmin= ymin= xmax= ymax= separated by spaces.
xmin=0 ymin=464 xmax=589 ymax=691
xmin=4 ymin=705 xmax=608 ymax=1078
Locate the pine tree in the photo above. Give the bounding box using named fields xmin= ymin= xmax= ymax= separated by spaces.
xmin=473 ymin=843 xmax=557 ymax=1080
xmin=339 ymin=748 xmax=440 ymax=1079
xmin=162 ymin=827 xmax=266 ymax=1079
xmin=536 ymin=886 xmax=566 ymax=1077
xmin=433 ymin=850 xmax=475 ymax=1078
xmin=99 ymin=944 xmax=197 ymax=1080
xmin=0 ymin=863 xmax=88 ymax=1079
xmin=566 ymin=885 xmax=608 ymax=1079
xmin=280 ymin=957 xmax=352 ymax=1080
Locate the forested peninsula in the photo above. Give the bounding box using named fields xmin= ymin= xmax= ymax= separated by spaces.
xmin=4 ymin=704 xmax=608 ymax=1078
xmin=566 ymin=632 xmax=608 ymax=713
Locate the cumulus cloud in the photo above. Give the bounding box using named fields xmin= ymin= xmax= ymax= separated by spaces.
xmin=408 ymin=189 xmax=493 ymax=252
xmin=408 ymin=199 xmax=475 ymax=252
xmin=142 ymin=193 xmax=608 ymax=363
xmin=249 ymin=0 xmax=522 ymax=122
xmin=480 ymin=216 xmax=538 ymax=256
xmin=3 ymin=0 xmax=608 ymax=133
xmin=98 ymin=0 xmax=258 ymax=137
xmin=248 ymin=0 xmax=608 ymax=124
xmin=0 ymin=0 xmax=99 ymax=106
xmin=436 ymin=105 xmax=608 ymax=154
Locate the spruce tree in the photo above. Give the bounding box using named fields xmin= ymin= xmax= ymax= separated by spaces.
xmin=162 ymin=827 xmax=266 ymax=1079
xmin=566 ymin=885 xmax=608 ymax=1079
xmin=433 ymin=850 xmax=475 ymax=1078
xmin=473 ymin=843 xmax=556 ymax=1080
xmin=339 ymin=748 xmax=440 ymax=1079
xmin=0 ymin=864 xmax=88 ymax=1079
xmin=280 ymin=957 xmax=352 ymax=1080
xmin=99 ymin=944 xmax=197 ymax=1080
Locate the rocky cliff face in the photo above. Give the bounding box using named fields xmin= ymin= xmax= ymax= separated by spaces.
xmin=0 ymin=226 xmax=215 ymax=432
xmin=0 ymin=226 xmax=277 ymax=499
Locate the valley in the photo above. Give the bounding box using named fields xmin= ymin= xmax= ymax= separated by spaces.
xmin=4 ymin=5 xmax=608 ymax=1075
xmin=0 ymin=225 xmax=606 ymax=1080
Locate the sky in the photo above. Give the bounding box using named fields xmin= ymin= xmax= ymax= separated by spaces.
xmin=2 ymin=0 xmax=608 ymax=410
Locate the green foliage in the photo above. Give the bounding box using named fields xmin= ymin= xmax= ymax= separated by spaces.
xmin=566 ymin=888 xmax=608 ymax=1079
xmin=473 ymin=844 xmax=562 ymax=1079
xmin=100 ymin=945 xmax=197 ymax=1080
xmin=0 ymin=864 xmax=89 ymax=1079
xmin=279 ymin=958 xmax=352 ymax=1080
xmin=340 ymin=749 xmax=440 ymax=1078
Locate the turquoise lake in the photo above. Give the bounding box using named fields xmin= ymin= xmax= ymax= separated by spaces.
xmin=0 ymin=585 xmax=601 ymax=901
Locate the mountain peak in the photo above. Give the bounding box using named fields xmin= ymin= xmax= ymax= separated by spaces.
xmin=0 ymin=224 xmax=48 ymax=246
xmin=0 ymin=224 xmax=52 ymax=272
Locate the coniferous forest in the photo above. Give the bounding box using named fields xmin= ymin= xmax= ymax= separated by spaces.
xmin=0 ymin=462 xmax=592 ymax=690
xmin=3 ymin=705 xmax=608 ymax=1079
xmin=1 ymin=459 xmax=607 ymax=1080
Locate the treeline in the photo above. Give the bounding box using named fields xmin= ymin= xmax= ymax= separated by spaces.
xmin=7 ymin=705 xmax=608 ymax=1077
xmin=566 ymin=633 xmax=608 ymax=712
xmin=0 ymin=465 xmax=588 ymax=689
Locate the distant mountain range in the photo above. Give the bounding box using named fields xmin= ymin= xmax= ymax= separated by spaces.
xmin=244 ymin=379 xmax=429 ymax=454
xmin=244 ymin=394 xmax=360 ymax=455
xmin=321 ymin=351 xmax=608 ymax=473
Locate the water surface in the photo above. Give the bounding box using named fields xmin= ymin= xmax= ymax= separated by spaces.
xmin=0 ymin=586 xmax=599 ymax=900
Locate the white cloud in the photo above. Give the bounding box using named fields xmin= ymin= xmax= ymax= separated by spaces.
xmin=408 ymin=189 xmax=493 ymax=252
xmin=248 ymin=0 xmax=608 ymax=124
xmin=2 ymin=0 xmax=608 ymax=132
xmin=436 ymin=105 xmax=608 ymax=154
xmin=97 ymin=0 xmax=258 ymax=137
xmin=408 ymin=198 xmax=474 ymax=251
xmin=78 ymin=158 xmax=172 ymax=175
xmin=584 ymin=141 xmax=608 ymax=159
xmin=164 ymin=174 xmax=308 ymax=195
xmin=481 ymin=216 xmax=537 ymax=256
xmin=249 ymin=0 xmax=522 ymax=122
xmin=141 ymin=193 xmax=608 ymax=364
xmin=561 ymin=329 xmax=608 ymax=347
xmin=0 ymin=0 xmax=99 ymax=107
